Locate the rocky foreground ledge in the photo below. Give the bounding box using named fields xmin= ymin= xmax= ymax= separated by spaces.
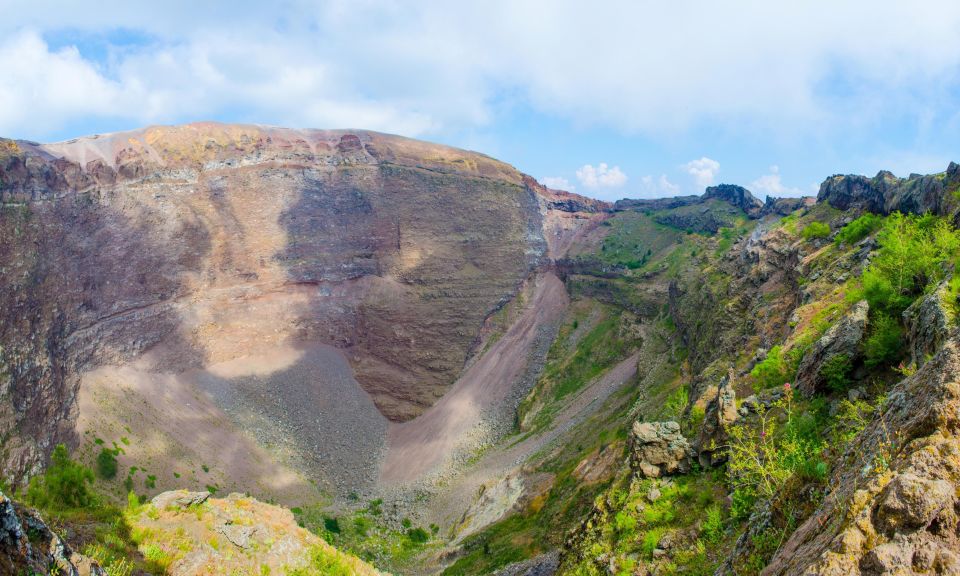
xmin=0 ymin=488 xmax=384 ymax=576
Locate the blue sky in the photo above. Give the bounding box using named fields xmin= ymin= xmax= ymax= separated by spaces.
xmin=1 ymin=1 xmax=958 ymax=201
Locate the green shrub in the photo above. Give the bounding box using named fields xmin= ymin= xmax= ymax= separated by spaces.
xmin=96 ymin=448 xmax=118 ymax=480
xmin=641 ymin=527 xmax=666 ymax=559
xmin=749 ymin=345 xmax=790 ymax=391
xmin=820 ymin=354 xmax=852 ymax=392
xmin=614 ymin=510 xmax=637 ymax=535
xmin=323 ymin=516 xmax=341 ymax=534
xmin=863 ymin=312 xmax=902 ymax=368
xmin=26 ymin=444 xmax=95 ymax=510
xmin=406 ymin=527 xmax=430 ymax=544
xmin=801 ymin=221 xmax=831 ymax=240
xmin=700 ymin=505 xmax=723 ymax=544
xmin=666 ymin=387 xmax=689 ymax=418
xmin=727 ymin=387 xmax=825 ymax=521
xmin=859 ymin=212 xmax=960 ymax=314
xmin=835 ymin=213 xmax=883 ymax=246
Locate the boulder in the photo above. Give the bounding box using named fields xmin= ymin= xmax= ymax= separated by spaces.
xmin=631 ymin=421 xmax=693 ymax=478
xmin=796 ymin=300 xmax=869 ymax=395
xmin=873 ymin=473 xmax=956 ymax=536
xmin=151 ymin=490 xmax=211 ymax=510
xmin=903 ymin=282 xmax=955 ymax=367
xmin=694 ymin=367 xmax=739 ymax=467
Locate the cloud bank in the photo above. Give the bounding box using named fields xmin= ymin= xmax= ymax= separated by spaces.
xmin=1 ymin=0 xmax=959 ymax=144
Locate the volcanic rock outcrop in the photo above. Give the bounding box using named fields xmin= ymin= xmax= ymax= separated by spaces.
xmin=630 ymin=421 xmax=693 ymax=478
xmin=818 ymin=162 xmax=960 ymax=217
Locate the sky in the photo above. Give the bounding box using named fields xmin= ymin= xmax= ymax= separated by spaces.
xmin=1 ymin=1 xmax=959 ymax=201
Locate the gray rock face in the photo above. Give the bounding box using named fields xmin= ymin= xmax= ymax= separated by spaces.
xmin=631 ymin=421 xmax=693 ymax=478
xmin=694 ymin=368 xmax=739 ymax=467
xmin=760 ymin=195 xmax=816 ymax=216
xmin=796 ymin=300 xmax=869 ymax=395
xmin=703 ymin=184 xmax=763 ymax=216
xmin=0 ymin=489 xmax=102 ymax=575
xmin=151 ymin=490 xmax=211 ymax=510
xmin=903 ymin=282 xmax=955 ymax=367
xmin=817 ymin=161 xmax=960 ymax=217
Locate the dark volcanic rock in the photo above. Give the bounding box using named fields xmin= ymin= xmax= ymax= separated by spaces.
xmin=760 ymin=195 xmax=816 ymax=216
xmin=818 ymin=162 xmax=960 ymax=217
xmin=903 ymin=282 xmax=955 ymax=367
xmin=694 ymin=367 xmax=739 ymax=467
xmin=703 ymin=184 xmax=763 ymax=216
xmin=0 ymin=489 xmax=101 ymax=575
xmin=613 ymin=195 xmax=702 ymax=212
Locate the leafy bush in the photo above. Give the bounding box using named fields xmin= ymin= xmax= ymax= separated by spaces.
xmin=323 ymin=516 xmax=341 ymax=534
xmin=96 ymin=448 xmax=118 ymax=480
xmin=614 ymin=510 xmax=637 ymax=535
xmin=834 ymin=213 xmax=883 ymax=246
xmin=26 ymin=444 xmax=95 ymax=510
xmin=749 ymin=345 xmax=790 ymax=391
xmin=801 ymin=221 xmax=830 ymax=240
xmin=820 ymin=354 xmax=852 ymax=392
xmin=666 ymin=387 xmax=689 ymax=418
xmin=406 ymin=527 xmax=430 ymax=543
xmin=858 ymin=212 xmax=960 ymax=314
xmin=700 ymin=505 xmax=723 ymax=544
xmin=863 ymin=312 xmax=902 ymax=368
xmin=727 ymin=386 xmax=826 ymax=520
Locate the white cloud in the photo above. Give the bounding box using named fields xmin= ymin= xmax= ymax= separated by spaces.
xmin=0 ymin=32 xmax=128 ymax=135
xmin=638 ymin=175 xmax=680 ymax=198
xmin=1 ymin=1 xmax=960 ymax=145
xmin=576 ymin=163 xmax=627 ymax=189
xmin=540 ymin=176 xmax=575 ymax=191
xmin=683 ymin=157 xmax=720 ymax=189
xmin=749 ymin=165 xmax=807 ymax=198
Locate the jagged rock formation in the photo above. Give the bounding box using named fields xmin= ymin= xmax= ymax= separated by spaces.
xmin=0 ymin=123 xmax=603 ymax=485
xmin=818 ymin=162 xmax=960 ymax=217
xmin=614 ymin=182 xmax=811 ymax=223
xmin=761 ymin=195 xmax=816 ymax=216
xmin=703 ymin=184 xmax=763 ymax=216
xmin=0 ymin=489 xmax=102 ymax=575
xmin=904 ymin=282 xmax=955 ymax=367
xmin=630 ymin=421 xmax=693 ymax=478
xmin=795 ymin=300 xmax=869 ymax=395
xmin=694 ymin=367 xmax=738 ymax=467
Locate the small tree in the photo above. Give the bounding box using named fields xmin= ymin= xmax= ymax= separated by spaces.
xmin=96 ymin=448 xmax=119 ymax=480
xmin=27 ymin=444 xmax=95 ymax=510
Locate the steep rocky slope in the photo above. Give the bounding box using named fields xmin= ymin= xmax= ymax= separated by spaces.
xmin=4 ymin=123 xmax=960 ymax=576
xmin=0 ymin=123 xmax=603 ymax=491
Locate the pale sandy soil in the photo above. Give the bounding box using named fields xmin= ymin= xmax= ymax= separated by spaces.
xmin=77 ymin=341 xmax=386 ymax=504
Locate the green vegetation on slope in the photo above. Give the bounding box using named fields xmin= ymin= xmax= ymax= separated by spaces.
xmin=517 ymin=301 xmax=641 ymax=432
xmin=294 ymin=498 xmax=438 ymax=574
xmin=852 ymin=212 xmax=959 ymax=314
